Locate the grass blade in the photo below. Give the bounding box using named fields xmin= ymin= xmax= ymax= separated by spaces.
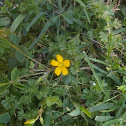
xmin=26 ymin=12 xmax=47 ymax=31
xmin=10 ymin=14 xmax=27 ymax=33
xmin=29 ymin=21 xmax=52 ymax=49
xmin=83 ymin=52 xmax=106 ymax=95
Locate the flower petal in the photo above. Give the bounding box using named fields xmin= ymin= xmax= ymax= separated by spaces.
xmin=51 ymin=60 xmax=59 ymax=66
xmin=55 ymin=67 xmax=62 ymax=76
xmin=56 ymin=55 xmax=63 ymax=62
xmin=62 ymin=66 xmax=68 ymax=75
xmin=63 ymin=60 xmax=70 ymax=67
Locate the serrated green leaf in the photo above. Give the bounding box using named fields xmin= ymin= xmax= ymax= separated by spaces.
xmin=99 ymin=32 xmax=108 ymax=43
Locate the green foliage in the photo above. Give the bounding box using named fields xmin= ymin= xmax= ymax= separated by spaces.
xmin=0 ymin=0 xmax=126 ymax=126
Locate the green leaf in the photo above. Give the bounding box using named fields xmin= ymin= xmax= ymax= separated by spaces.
xmin=89 ymin=58 xmax=109 ymax=66
xmin=71 ymin=100 xmax=92 ymax=118
xmin=0 ymin=83 xmax=10 ymax=87
xmin=40 ymin=116 xmax=44 ymax=125
xmin=0 ymin=84 xmax=11 ymax=94
xmin=8 ymin=58 xmax=18 ymax=69
xmin=0 ymin=123 xmax=5 ymax=126
xmin=92 ymin=64 xmax=107 ymax=75
xmin=95 ymin=116 xmax=114 ymax=122
xmin=107 ymin=72 xmax=121 ymax=85
xmin=72 ymin=18 xmax=84 ymax=26
xmin=113 ymin=28 xmax=125 ymax=34
xmin=0 ymin=17 xmax=10 ymax=26
xmin=74 ymin=0 xmax=86 ymax=8
xmin=10 ymin=14 xmax=27 ymax=33
xmin=83 ymin=8 xmax=90 ymax=23
xmin=13 ymin=83 xmax=25 ymax=89
xmin=74 ymin=0 xmax=90 ymax=23
xmin=47 ymin=96 xmax=59 ymax=102
xmin=26 ymin=12 xmax=47 ymax=32
xmin=89 ymin=103 xmax=114 ymax=112
xmin=63 ymin=16 xmax=73 ymax=24
xmin=58 ymin=0 xmax=62 ymax=12
xmin=80 ymin=106 xmax=92 ymax=118
xmin=0 ymin=37 xmax=11 ymax=49
xmin=68 ymin=108 xmax=80 ymax=117
xmin=0 ymin=47 xmax=5 ymax=53
xmin=10 ymin=34 xmax=19 ymax=46
xmin=51 ymin=16 xmax=59 ymax=24
xmin=101 ymin=98 xmax=123 ymax=112
xmin=11 ymin=67 xmax=20 ymax=82
xmin=84 ymin=52 xmax=106 ymax=95
xmin=46 ymin=96 xmax=59 ymax=107
xmin=16 ymin=49 xmax=25 ymax=62
xmin=46 ymin=99 xmax=53 ymax=107
xmin=62 ymin=10 xmax=73 ymax=24
xmin=0 ymin=112 xmax=10 ymax=124
xmin=44 ymin=107 xmax=51 ymax=126
xmin=102 ymin=118 xmax=120 ymax=126
xmin=24 ymin=124 xmax=33 ymax=126
xmin=63 ymin=75 xmax=71 ymax=85
xmin=15 ymin=45 xmax=30 ymax=62
xmin=99 ymin=32 xmax=108 ymax=43
xmin=120 ymin=111 xmax=126 ymax=125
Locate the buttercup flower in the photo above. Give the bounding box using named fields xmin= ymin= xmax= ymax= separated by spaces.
xmin=51 ymin=55 xmax=70 ymax=76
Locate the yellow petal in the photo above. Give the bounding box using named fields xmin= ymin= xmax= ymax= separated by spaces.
xmin=63 ymin=60 xmax=70 ymax=67
xmin=24 ymin=121 xmax=30 ymax=124
xmin=56 ymin=55 xmax=63 ymax=62
xmin=62 ymin=66 xmax=68 ymax=75
xmin=51 ymin=60 xmax=59 ymax=66
xmin=55 ymin=67 xmax=62 ymax=76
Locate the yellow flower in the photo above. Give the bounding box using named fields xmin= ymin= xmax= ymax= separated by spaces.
xmin=51 ymin=55 xmax=70 ymax=76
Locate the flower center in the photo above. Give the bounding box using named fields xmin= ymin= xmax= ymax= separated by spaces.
xmin=59 ymin=62 xmax=64 ymax=67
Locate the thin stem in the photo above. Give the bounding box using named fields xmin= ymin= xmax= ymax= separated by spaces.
xmin=19 ymin=72 xmax=44 ymax=79
xmin=10 ymin=42 xmax=50 ymax=70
